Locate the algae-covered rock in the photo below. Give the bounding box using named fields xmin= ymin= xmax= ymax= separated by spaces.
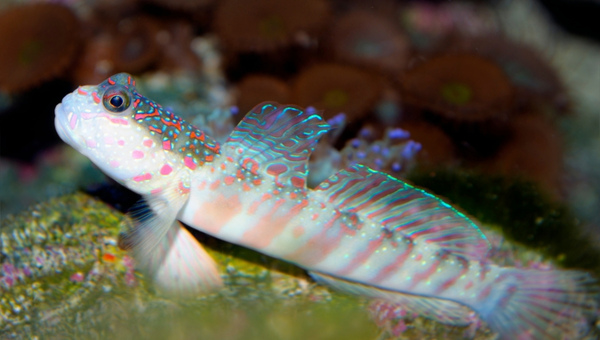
xmin=0 ymin=193 xmax=137 ymax=338
xmin=0 ymin=193 xmax=376 ymax=339
xmin=1 ymin=192 xmax=594 ymax=339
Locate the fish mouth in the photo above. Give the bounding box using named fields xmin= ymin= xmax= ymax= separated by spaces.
xmin=54 ymin=103 xmax=76 ymax=147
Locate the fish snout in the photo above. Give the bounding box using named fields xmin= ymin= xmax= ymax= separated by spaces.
xmin=54 ymin=102 xmax=78 ymax=147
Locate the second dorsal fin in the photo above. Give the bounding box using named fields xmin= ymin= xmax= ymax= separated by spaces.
xmin=315 ymin=164 xmax=491 ymax=260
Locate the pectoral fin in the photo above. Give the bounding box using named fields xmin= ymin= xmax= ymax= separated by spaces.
xmin=119 ymin=180 xmax=222 ymax=296
xmin=120 ymin=213 xmax=222 ymax=296
xmin=151 ymin=222 xmax=222 ymax=295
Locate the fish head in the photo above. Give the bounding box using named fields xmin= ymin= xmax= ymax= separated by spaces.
xmin=55 ymin=73 xmax=192 ymax=194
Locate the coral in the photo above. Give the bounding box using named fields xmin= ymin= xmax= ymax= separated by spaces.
xmin=214 ymin=0 xmax=329 ymax=52
xmin=325 ymin=9 xmax=410 ymax=74
xmin=155 ymin=19 xmax=202 ymax=73
xmin=144 ymin=0 xmax=215 ymax=11
xmin=0 ymin=3 xmax=80 ymax=92
xmin=481 ymin=114 xmax=565 ymax=198
xmin=400 ymin=121 xmax=457 ymax=168
xmin=111 ymin=15 xmax=161 ymax=73
xmin=71 ymin=34 xmax=116 ymax=85
xmin=400 ymin=53 xmax=515 ymax=154
xmin=339 ymin=126 xmax=422 ymax=177
xmin=401 ymin=53 xmax=514 ymax=124
xmin=450 ymin=34 xmax=569 ymax=112
xmin=400 ymin=1 xmax=499 ymax=50
xmin=292 ymin=63 xmax=382 ymax=121
xmin=72 ymin=14 xmax=164 ymax=84
xmin=234 ymin=74 xmax=291 ymax=116
xmin=308 ymin=121 xmax=423 ymax=186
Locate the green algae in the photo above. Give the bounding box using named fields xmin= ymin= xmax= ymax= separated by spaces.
xmin=0 ymin=193 xmax=136 ymax=338
xmin=408 ymin=169 xmax=600 ymax=274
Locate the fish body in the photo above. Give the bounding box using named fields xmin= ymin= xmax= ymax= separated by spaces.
xmin=55 ymin=73 xmax=598 ymax=339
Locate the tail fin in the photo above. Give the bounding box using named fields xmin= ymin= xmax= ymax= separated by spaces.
xmin=479 ymin=268 xmax=598 ymax=340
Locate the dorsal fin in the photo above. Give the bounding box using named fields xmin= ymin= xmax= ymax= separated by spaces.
xmin=315 ymin=164 xmax=490 ymax=260
xmin=223 ymin=102 xmax=330 ymax=188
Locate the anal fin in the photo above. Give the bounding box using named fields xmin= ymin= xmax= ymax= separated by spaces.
xmin=310 ymin=271 xmax=474 ymax=326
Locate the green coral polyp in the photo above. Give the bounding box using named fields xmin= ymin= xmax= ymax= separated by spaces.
xmin=440 ymin=82 xmax=472 ymax=106
xmin=259 ymin=15 xmax=286 ymax=39
xmin=18 ymin=40 xmax=43 ymax=66
xmin=324 ymin=89 xmax=349 ymax=108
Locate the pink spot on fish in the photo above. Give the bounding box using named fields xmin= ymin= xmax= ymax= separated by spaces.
xmin=86 ymin=139 xmax=97 ymax=148
xmin=133 ymin=173 xmax=152 ymax=182
xmin=143 ymin=139 xmax=154 ymax=147
xmin=162 ymin=140 xmax=171 ymax=150
xmin=69 ymin=113 xmax=78 ymax=129
xmin=109 ymin=117 xmax=129 ymax=125
xmin=104 ymin=136 xmax=115 ymax=145
xmin=224 ymin=176 xmax=235 ymax=185
xmin=293 ymin=225 xmax=305 ymax=238
xmin=151 ymin=188 xmax=163 ymax=195
xmin=291 ymin=176 xmax=305 ymax=188
xmin=184 ymin=156 xmax=196 ymax=170
xmin=109 ymin=160 xmax=120 ymax=168
xmin=118 ymin=140 xmax=125 ymax=146
xmin=160 ymin=164 xmax=173 ymax=175
xmin=132 ymin=150 xmax=144 ymax=159
xmin=179 ymin=181 xmax=191 ymax=194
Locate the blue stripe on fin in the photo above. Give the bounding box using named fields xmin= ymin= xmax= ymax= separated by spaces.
xmin=224 ymin=102 xmax=330 ymax=188
xmin=315 ymin=164 xmax=490 ymax=260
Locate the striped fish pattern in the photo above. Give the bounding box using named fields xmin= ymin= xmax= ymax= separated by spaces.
xmin=55 ymin=73 xmax=598 ymax=339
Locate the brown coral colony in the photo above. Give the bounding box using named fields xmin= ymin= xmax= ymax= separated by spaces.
xmin=214 ymin=0 xmax=329 ymax=52
xmin=0 ymin=3 xmax=80 ymax=92
xmin=0 ymin=0 xmax=573 ymax=198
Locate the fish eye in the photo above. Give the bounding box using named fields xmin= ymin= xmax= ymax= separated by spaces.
xmin=102 ymin=85 xmax=131 ymax=113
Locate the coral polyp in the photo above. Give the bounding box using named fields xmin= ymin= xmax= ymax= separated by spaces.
xmin=400 ymin=52 xmax=515 ymax=154
xmin=401 ymin=53 xmax=514 ymax=123
xmin=326 ymin=9 xmax=410 ymax=74
xmin=292 ymin=63 xmax=382 ymax=121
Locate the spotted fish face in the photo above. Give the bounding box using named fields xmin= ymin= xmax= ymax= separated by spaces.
xmin=55 ymin=73 xmax=219 ymax=195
